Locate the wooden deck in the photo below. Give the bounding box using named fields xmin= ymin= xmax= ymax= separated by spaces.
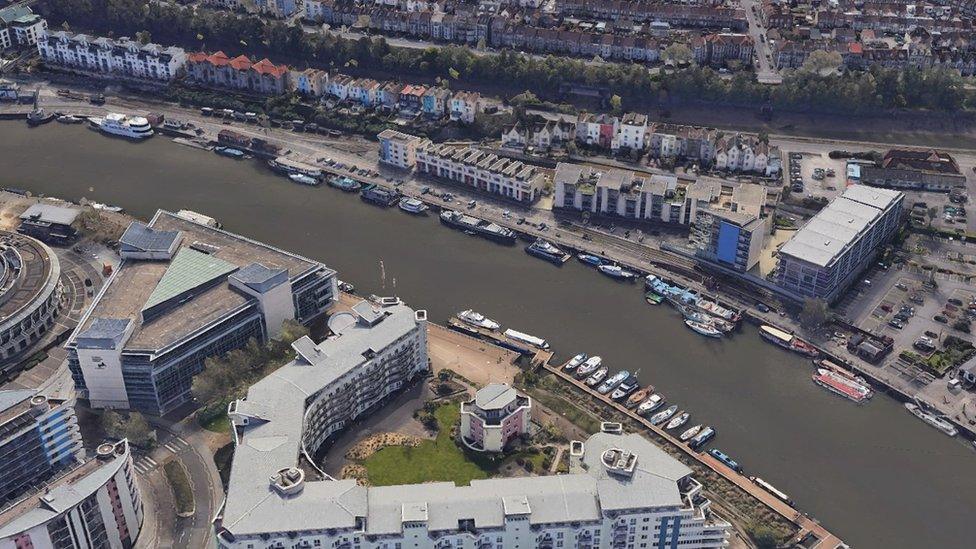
xmin=542 ymin=358 xmax=846 ymax=549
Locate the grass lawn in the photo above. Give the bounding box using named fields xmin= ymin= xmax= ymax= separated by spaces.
xmin=364 ymin=404 xmax=490 ymax=486
xmin=163 ymin=460 xmax=194 ymax=515
xmin=200 ymin=409 xmax=231 ymax=434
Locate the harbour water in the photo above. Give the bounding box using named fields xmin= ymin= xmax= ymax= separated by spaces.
xmin=3 ymin=123 xmax=974 ymax=548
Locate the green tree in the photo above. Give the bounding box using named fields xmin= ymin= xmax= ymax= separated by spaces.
xmin=800 ymin=50 xmax=843 ymax=76
xmin=927 ymin=206 xmax=939 ymax=227
xmin=609 ymin=94 xmax=622 ymax=114
xmin=800 ymin=298 xmax=830 ymax=328
xmin=661 ymin=43 xmax=693 ymax=65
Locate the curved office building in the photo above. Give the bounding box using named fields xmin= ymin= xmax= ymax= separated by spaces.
xmin=0 ymin=232 xmax=63 ymax=365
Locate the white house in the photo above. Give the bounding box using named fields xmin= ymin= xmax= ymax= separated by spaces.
xmin=37 ymin=30 xmax=186 ymax=82
xmin=449 ymin=90 xmax=482 ymax=123
xmin=617 ymin=112 xmax=649 ymax=151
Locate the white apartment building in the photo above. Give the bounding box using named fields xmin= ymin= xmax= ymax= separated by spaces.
xmin=289 ymin=68 xmax=329 ymax=97
xmin=377 ymin=129 xmax=427 ymax=169
xmin=776 ymin=185 xmax=904 ymax=302
xmin=449 ymin=91 xmax=482 ymax=123
xmin=37 ymin=30 xmax=186 ymax=82
xmin=305 ymin=0 xmax=329 ymax=21
xmin=617 ymin=112 xmax=649 ymax=151
xmin=218 ymin=419 xmax=729 ymax=549
xmin=0 ymin=440 xmax=143 ymax=549
xmin=416 ymin=143 xmax=549 ymax=203
xmin=0 ymin=6 xmax=46 ymax=51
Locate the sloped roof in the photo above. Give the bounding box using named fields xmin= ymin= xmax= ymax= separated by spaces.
xmin=142 ymin=248 xmax=237 ymax=314
xmin=120 ymin=222 xmax=181 ymax=254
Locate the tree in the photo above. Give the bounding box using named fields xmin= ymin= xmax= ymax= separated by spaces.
xmin=800 ymin=298 xmax=830 ymax=328
xmin=135 ymin=30 xmax=152 ymax=45
xmin=609 ymin=94 xmax=622 ymax=114
xmin=926 ymin=206 xmax=939 ymax=227
xmin=661 ymin=43 xmax=693 ymax=65
xmin=101 ymin=410 xmax=154 ymax=447
xmin=800 ymin=50 xmax=843 ymax=76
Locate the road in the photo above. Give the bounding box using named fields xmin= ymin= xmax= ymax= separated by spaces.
xmin=739 ymin=0 xmax=781 ymax=84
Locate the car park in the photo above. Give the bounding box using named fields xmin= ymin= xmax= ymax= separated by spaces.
xmin=888 ymin=319 xmax=904 ymax=329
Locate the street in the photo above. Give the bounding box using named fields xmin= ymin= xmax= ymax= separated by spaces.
xmin=739 ymin=0 xmax=782 ymax=84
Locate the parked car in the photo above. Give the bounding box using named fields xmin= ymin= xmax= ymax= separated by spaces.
xmin=888 ymin=319 xmax=904 ymax=329
xmin=934 ymin=315 xmax=949 ymax=324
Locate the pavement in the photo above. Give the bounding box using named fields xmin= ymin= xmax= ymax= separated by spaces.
xmin=740 ymin=0 xmax=782 ymax=84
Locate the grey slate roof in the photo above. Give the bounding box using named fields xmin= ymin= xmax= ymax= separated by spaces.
xmin=0 ymin=389 xmax=35 ymax=415
xmin=119 ymin=222 xmax=181 ymax=254
xmin=19 ymin=204 xmax=80 ymax=226
xmin=229 ymin=263 xmax=288 ymax=293
xmin=474 ymin=383 xmax=517 ymax=410
xmin=74 ymin=318 xmax=131 ymax=350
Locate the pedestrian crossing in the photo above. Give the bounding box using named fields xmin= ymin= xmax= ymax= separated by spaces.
xmin=132 ymin=436 xmax=191 ymax=474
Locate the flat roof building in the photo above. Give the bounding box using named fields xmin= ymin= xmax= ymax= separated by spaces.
xmin=17 ymin=203 xmax=79 ymax=245
xmin=0 ymin=439 xmax=143 ymax=549
xmin=775 ymin=185 xmax=904 ymax=302
xmin=66 ymin=210 xmax=338 ymax=415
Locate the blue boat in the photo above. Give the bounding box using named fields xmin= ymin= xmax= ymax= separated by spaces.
xmin=215 ymin=146 xmax=246 ymax=159
xmin=708 ymin=448 xmax=742 ymax=473
xmin=577 ymin=253 xmax=604 ymax=266
xmin=644 ymin=274 xmax=697 ymax=303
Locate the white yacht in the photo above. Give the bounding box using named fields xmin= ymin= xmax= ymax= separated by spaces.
xmin=90 ymin=112 xmax=153 ymax=139
xmin=457 ymin=310 xmax=500 ymax=331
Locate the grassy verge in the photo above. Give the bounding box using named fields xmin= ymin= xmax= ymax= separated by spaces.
xmin=200 ymin=409 xmax=231 ymax=434
xmin=163 ymin=460 xmax=195 ymax=516
xmin=522 ymin=386 xmax=602 ymax=434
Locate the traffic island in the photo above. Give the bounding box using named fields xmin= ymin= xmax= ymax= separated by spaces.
xmin=163 ymin=460 xmax=195 ymax=518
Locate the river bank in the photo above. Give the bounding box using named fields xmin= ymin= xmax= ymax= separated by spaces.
xmin=3 ymin=121 xmax=976 ymax=548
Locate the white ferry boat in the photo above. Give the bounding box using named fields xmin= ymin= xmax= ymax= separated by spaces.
xmin=398 ymin=197 xmax=429 ymax=215
xmin=90 ymin=112 xmax=153 ymax=139
xmin=504 ymin=328 xmax=549 ymax=350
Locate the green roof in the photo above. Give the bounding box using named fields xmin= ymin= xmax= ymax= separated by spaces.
xmin=142 ymin=248 xmax=237 ymax=314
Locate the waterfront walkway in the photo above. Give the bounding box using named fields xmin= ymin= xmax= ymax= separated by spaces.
xmin=540 ymin=358 xmax=845 ymax=549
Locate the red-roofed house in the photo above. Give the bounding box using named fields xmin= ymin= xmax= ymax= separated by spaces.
xmin=187 ymin=50 xmax=290 ymax=95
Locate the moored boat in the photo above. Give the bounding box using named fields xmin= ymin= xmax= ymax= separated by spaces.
xmin=289 ymin=173 xmax=320 ymax=186
xmin=696 ymin=299 xmax=741 ymax=322
xmin=817 ymin=359 xmax=868 ymax=386
xmin=577 ymin=253 xmax=604 ymax=266
xmin=790 ymin=337 xmax=819 ymax=358
xmin=504 ymin=328 xmax=549 ymax=350
xmin=905 ymin=402 xmax=958 ymax=437
xmin=610 ymin=376 xmax=640 ymax=401
xmin=812 ymin=369 xmax=871 ymax=403
xmin=666 ymin=412 xmax=690 ymax=430
xmin=708 ymin=448 xmax=742 ymax=473
xmin=398 ymin=197 xmax=428 ymax=215
xmin=759 ymin=325 xmax=794 ymax=350
xmin=329 ymin=176 xmax=362 ymax=192
xmin=361 ymin=184 xmax=399 ymax=207
xmin=688 ymin=426 xmax=716 ymax=449
xmin=750 ymin=477 xmax=794 ymax=506
xmin=650 ymin=404 xmax=678 ymax=426
xmin=585 ymin=367 xmax=609 ymax=387
xmin=89 ymin=202 xmax=123 ymax=213
xmin=457 ymin=309 xmax=500 ymax=331
xmin=679 ymin=424 xmax=703 ymax=442
xmin=637 ymin=394 xmax=664 ymax=415
xmin=564 ymin=353 xmax=588 ymax=372
xmin=625 ymin=386 xmax=654 ymax=408
xmin=575 ymin=356 xmax=603 ymax=377
xmin=644 ymin=292 xmax=664 ymax=305
xmin=526 ymin=239 xmax=571 ymax=265
xmin=215 ymin=146 xmax=247 ymax=159
xmin=90 ymin=112 xmax=153 ymax=139
xmin=597 ymin=370 xmax=631 ymax=394
xmin=441 ymin=210 xmax=518 ymax=244
xmin=685 ymin=319 xmax=723 ymax=338
xmin=598 ymin=264 xmax=637 ymax=280
xmin=26 ymin=109 xmax=55 ymax=126
xmin=56 ymin=114 xmax=85 ymax=124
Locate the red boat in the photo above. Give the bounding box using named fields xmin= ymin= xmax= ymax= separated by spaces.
xmin=812 ymin=369 xmax=870 ymax=403
xmin=790 ymin=337 xmax=819 ymax=358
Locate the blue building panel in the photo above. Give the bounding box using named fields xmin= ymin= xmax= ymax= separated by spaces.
xmin=716 ymin=221 xmax=741 ymax=265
